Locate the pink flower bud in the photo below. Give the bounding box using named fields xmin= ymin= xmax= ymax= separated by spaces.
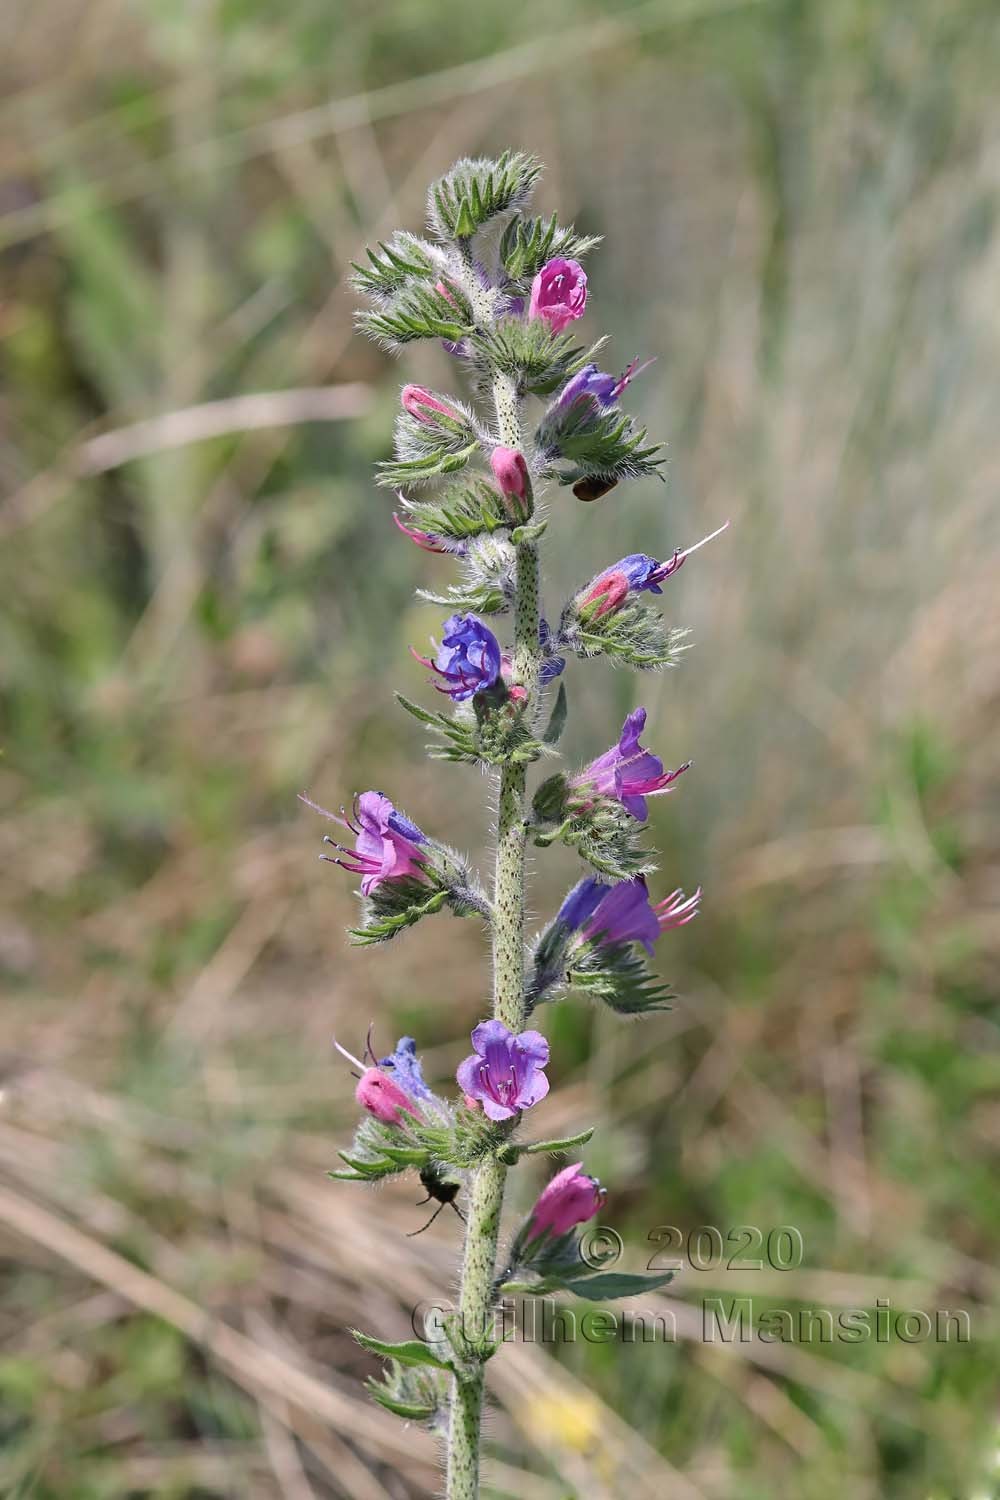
xmin=527 ymin=1163 xmax=605 ymax=1240
xmin=401 ymin=384 xmax=461 ymax=425
xmin=490 ymin=446 xmax=532 ymax=518
xmin=579 ymin=570 xmax=629 ymax=620
xmin=355 ymin=1067 xmax=418 ymax=1125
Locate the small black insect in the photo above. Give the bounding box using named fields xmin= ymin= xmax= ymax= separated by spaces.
xmin=573 ymin=474 xmax=619 ymax=502
xmin=409 ymin=1161 xmax=466 ymax=1237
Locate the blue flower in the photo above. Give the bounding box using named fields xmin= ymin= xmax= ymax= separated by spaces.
xmin=414 ymin=613 xmax=502 ymax=701
xmin=378 ymin=1036 xmax=434 ymax=1101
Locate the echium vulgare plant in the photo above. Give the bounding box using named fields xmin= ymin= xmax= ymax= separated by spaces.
xmin=303 ymin=151 xmax=726 ymax=1498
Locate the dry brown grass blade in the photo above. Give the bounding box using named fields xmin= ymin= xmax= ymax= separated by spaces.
xmin=0 ymin=1180 xmax=438 ymax=1485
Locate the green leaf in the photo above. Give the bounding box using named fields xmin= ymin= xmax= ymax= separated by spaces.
xmin=352 ymin=1331 xmax=453 ymax=1372
xmin=399 ymin=478 xmax=509 ymax=543
xmin=519 ymin=1126 xmax=595 ymax=1156
xmin=365 ymin=1380 xmax=438 ymax=1422
xmin=559 ymin=1270 xmax=676 ymax=1301
xmin=541 ymin=682 xmax=568 ymax=745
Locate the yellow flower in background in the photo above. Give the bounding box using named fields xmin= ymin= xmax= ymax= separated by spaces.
xmin=519 ymin=1388 xmax=604 ymax=1455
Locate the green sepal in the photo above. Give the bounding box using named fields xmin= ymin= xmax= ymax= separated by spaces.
xmin=536 ymin=394 xmax=665 ymax=487
xmin=566 ymin=938 xmax=674 ymax=1015
xmin=511 ymin=519 xmax=547 ymax=544
xmin=350 ymin=232 xmax=437 ymax=299
xmin=427 ymin=151 xmax=541 ymax=241
xmin=378 ymin=441 xmax=479 ymax=489
xmin=537 ymin=796 xmax=655 ymax=880
xmin=349 ymin=884 xmax=450 ymax=946
xmin=352 ymin=1330 xmax=453 ymax=1372
xmin=562 ymin=598 xmax=690 ymax=671
xmin=468 ymin=318 xmax=600 ymax=395
xmin=500 ymin=212 xmax=602 ymax=284
xmin=398 ymin=477 xmax=509 ymax=544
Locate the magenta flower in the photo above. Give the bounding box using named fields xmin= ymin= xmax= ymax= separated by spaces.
xmin=528 ymin=257 xmax=587 ymax=333
xmin=559 ymin=876 xmax=700 ymax=956
xmin=489 ymin=446 xmax=532 ymax=518
xmin=527 ymin=1162 xmax=606 ymax=1241
xmin=301 ymin=790 xmax=428 ymax=896
xmin=571 ymin=707 xmax=690 ymax=821
xmin=412 ymin=612 xmax=502 ymax=701
xmin=456 ymin=1020 xmax=550 ymax=1121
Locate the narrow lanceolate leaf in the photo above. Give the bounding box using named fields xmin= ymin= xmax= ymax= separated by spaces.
xmin=352 ymin=1331 xmax=453 ymax=1372
xmin=357 ymin=281 xmax=473 ymax=349
xmin=377 ymin=441 xmax=479 ymax=488
xmin=350 ymin=231 xmax=439 ymax=299
xmin=558 ymin=1269 xmax=676 ymax=1301
xmin=541 ymin=682 xmax=568 ymax=745
xmin=516 ymin=1127 xmax=595 ymax=1157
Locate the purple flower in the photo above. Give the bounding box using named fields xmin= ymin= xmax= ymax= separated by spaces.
xmin=571 ymin=707 xmax=690 ymax=821
xmin=301 ymin=790 xmax=428 ymax=896
xmin=413 ymin=612 xmax=502 ymax=701
xmin=578 ymin=524 xmax=731 ymax=620
xmin=456 ymin=1020 xmax=550 ymax=1121
xmin=559 ymin=876 xmax=701 ymax=956
xmin=555 ymin=357 xmax=652 ymax=411
xmin=378 ymin=1035 xmax=434 ymax=1102
xmin=527 ymin=1162 xmax=606 ymax=1241
xmin=528 ymin=257 xmax=587 ymax=333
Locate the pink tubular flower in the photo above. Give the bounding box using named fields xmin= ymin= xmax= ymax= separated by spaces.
xmin=401 ymin=384 xmax=462 ymax=425
xmin=571 ymin=707 xmax=690 ymax=821
xmin=528 ymin=257 xmax=587 ymax=333
xmin=334 ymin=1035 xmax=421 ymax=1126
xmin=489 ymin=446 xmax=532 ymax=518
xmin=527 ymin=1163 xmax=606 ymax=1241
xmin=300 ymin=790 xmax=428 ymax=896
xmin=355 ymin=1066 xmax=418 ymax=1124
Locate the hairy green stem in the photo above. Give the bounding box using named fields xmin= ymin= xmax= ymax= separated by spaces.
xmin=445 ymin=369 xmax=538 ymax=1499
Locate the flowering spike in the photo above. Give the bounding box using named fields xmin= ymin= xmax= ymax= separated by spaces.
xmin=337 ymin=150 xmax=725 ymax=1492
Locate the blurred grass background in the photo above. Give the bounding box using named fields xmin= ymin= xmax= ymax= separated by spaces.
xmin=2 ymin=0 xmax=999 ymax=1495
